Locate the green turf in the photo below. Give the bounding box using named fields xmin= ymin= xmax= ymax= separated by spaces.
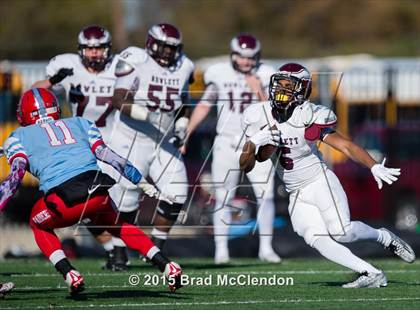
xmin=0 ymin=258 xmax=419 ymax=309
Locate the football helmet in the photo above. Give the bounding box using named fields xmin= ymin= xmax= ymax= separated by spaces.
xmin=17 ymin=88 xmax=60 ymax=126
xmin=269 ymin=63 xmax=312 ymax=122
xmin=146 ymin=23 xmax=183 ymax=67
xmin=230 ymin=33 xmax=261 ymax=73
xmin=78 ymin=25 xmax=112 ymax=71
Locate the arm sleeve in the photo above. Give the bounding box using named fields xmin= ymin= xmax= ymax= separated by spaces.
xmin=3 ymin=133 xmax=29 ymax=165
xmin=94 ymin=144 xmax=142 ymax=185
xmin=0 ymin=157 xmax=27 ymax=211
xmin=78 ymin=119 xmax=105 ymax=152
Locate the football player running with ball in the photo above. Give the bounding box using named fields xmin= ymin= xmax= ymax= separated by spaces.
xmin=110 ymin=23 xmax=194 ymax=255
xmin=186 ymin=34 xmax=281 ymax=264
xmin=240 ymin=63 xmax=415 ymax=288
xmin=0 ymin=89 xmax=182 ymax=295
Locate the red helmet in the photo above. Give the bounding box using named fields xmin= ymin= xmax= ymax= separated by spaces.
xmin=269 ymin=63 xmax=312 ymax=122
xmin=230 ymin=33 xmax=261 ymax=73
xmin=17 ymin=88 xmax=61 ymax=126
xmin=78 ymin=25 xmax=112 ymax=71
xmin=146 ymin=23 xmax=183 ymax=67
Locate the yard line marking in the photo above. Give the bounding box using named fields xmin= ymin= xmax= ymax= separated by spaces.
xmin=9 ymin=269 xmax=420 ymax=277
xmin=1 ymin=297 xmax=420 ymax=309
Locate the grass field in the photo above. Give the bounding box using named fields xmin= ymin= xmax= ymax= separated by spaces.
xmin=0 ymin=258 xmax=419 ymax=309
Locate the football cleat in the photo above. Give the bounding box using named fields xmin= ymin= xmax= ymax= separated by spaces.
xmin=380 ymin=228 xmax=416 ymax=263
xmin=111 ymin=246 xmax=130 ymax=271
xmin=342 ymin=270 xmax=387 ymax=288
xmin=164 ymin=262 xmax=182 ymax=292
xmin=65 ymin=270 xmax=85 ymax=295
xmin=258 ymin=250 xmax=282 ymax=263
xmin=0 ymin=282 xmax=14 ymax=298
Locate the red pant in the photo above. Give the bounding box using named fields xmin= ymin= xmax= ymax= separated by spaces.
xmin=29 ymin=193 xmax=154 ymax=259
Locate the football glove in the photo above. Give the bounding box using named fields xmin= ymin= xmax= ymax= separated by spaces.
xmin=49 ymin=68 xmax=73 ymax=85
xmin=139 ymin=182 xmax=173 ymax=205
xmin=69 ymin=84 xmax=85 ymax=104
xmin=371 ymin=158 xmax=401 ymax=190
xmin=249 ymin=126 xmax=280 ymax=153
xmin=169 ymin=117 xmax=188 ymax=148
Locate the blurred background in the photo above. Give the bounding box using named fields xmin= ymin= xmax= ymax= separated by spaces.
xmin=0 ymin=0 xmax=419 ymax=260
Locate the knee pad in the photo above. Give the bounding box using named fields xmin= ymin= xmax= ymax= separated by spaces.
xmin=330 ymin=222 xmax=355 ymax=243
xmin=301 ymin=227 xmax=326 ymax=248
xmin=156 ymin=201 xmax=183 ymax=221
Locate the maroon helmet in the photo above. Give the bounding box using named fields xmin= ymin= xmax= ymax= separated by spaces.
xmin=269 ymin=63 xmax=312 ymax=121
xmin=146 ymin=23 xmax=183 ymax=67
xmin=230 ymin=33 xmax=261 ymax=73
xmin=78 ymin=25 xmax=112 ymax=71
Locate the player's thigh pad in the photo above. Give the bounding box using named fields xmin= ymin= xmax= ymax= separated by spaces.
xmin=148 ymin=139 xmax=188 ymax=204
xmin=310 ymin=169 xmax=351 ymax=237
xmin=288 ymin=190 xmax=329 ymax=247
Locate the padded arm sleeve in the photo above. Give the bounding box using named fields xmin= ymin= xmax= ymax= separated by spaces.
xmin=94 ymin=144 xmax=142 ymax=184
xmin=0 ymin=157 xmax=27 ymax=211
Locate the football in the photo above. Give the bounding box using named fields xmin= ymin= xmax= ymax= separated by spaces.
xmin=256 ymin=125 xmax=278 ymax=162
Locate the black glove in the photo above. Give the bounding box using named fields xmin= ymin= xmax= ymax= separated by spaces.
xmin=48 ymin=68 xmax=73 ymax=85
xmin=69 ymin=84 xmax=85 ymax=104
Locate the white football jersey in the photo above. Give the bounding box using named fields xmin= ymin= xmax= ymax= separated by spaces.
xmin=114 ymin=46 xmax=195 ymax=138
xmin=46 ymin=53 xmax=118 ymax=141
xmin=242 ymin=101 xmax=337 ymax=192
xmin=202 ymin=62 xmax=275 ymax=140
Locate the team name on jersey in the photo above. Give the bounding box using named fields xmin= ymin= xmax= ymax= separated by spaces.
xmin=223 ymin=81 xmax=247 ymax=89
xmin=281 ymin=137 xmax=299 ymax=146
xmin=79 ymin=84 xmax=113 ymax=94
xmin=151 ymin=75 xmax=181 ymax=86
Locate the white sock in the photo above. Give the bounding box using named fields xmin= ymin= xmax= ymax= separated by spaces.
xmin=103 ymin=239 xmax=114 ymax=252
xmin=313 ymin=237 xmax=380 ymax=274
xmin=213 ymin=202 xmax=231 ymax=253
xmin=112 ymin=237 xmax=126 ymax=247
xmin=146 ymin=246 xmax=160 ymax=260
xmin=49 ymin=249 xmax=66 ymax=265
xmin=256 ymin=198 xmax=275 ymax=253
xmin=334 ymin=221 xmax=380 ymax=243
xmin=151 ymin=228 xmax=168 ymax=240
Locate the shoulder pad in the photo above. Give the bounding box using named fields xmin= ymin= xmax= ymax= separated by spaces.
xmin=313 ymin=104 xmax=337 ymax=126
xmin=257 ymin=63 xmax=276 ymax=78
xmin=183 ymin=56 xmax=195 ymax=73
xmin=298 ymin=101 xmax=336 ymax=126
xmin=118 ymin=46 xmax=148 ymax=68
xmin=47 ymin=53 xmax=78 ymax=76
xmin=115 ymin=59 xmax=135 ymax=77
xmin=203 ymin=63 xmax=226 ymax=86
xmin=242 ymin=102 xmax=270 ymax=136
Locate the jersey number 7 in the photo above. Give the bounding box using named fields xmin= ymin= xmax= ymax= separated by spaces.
xmin=75 ymin=96 xmax=114 ymax=127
